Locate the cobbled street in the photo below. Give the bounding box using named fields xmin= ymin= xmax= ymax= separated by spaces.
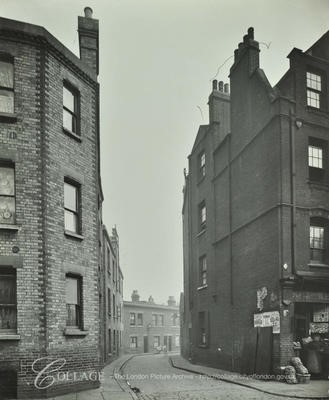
xmin=122 ymin=354 xmax=297 ymax=400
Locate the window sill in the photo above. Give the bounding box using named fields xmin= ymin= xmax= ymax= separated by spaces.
xmin=196 ymin=229 xmax=206 ymax=238
xmin=62 ymin=127 xmax=82 ymax=142
xmin=306 ymin=106 xmax=328 ymax=116
xmin=0 ymin=334 xmax=20 ymax=340
xmin=64 ymin=230 xmax=84 ymax=241
xmin=307 ymin=180 xmax=329 ymax=190
xmin=0 ymin=112 xmax=18 ymax=123
xmin=0 ymin=224 xmax=20 ymax=231
xmin=197 ymin=284 xmax=208 ymax=291
xmin=198 ymin=344 xmax=208 ymax=349
xmin=308 ymin=262 xmax=329 ymax=268
xmin=64 ymin=328 xmax=88 ymax=336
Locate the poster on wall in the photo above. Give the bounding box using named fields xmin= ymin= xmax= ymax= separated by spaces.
xmin=254 ymin=311 xmax=280 ymax=333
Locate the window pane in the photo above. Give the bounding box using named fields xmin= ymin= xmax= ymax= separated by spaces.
xmin=0 ymin=197 xmax=15 ymax=224
xmin=307 ymin=72 xmax=321 ymax=91
xmin=66 ymin=276 xmax=78 ymax=305
xmin=64 ymin=210 xmax=77 ymax=232
xmin=64 ymin=183 xmax=77 ymax=211
xmin=63 ymin=86 xmax=75 ymax=112
xmin=63 ymin=109 xmax=74 ymax=132
xmin=0 ymin=90 xmax=14 ymax=114
xmin=0 ymin=275 xmax=15 ymax=304
xmin=307 ymin=90 xmax=320 ymax=108
xmin=308 ymin=145 xmax=323 ymax=169
xmin=0 ymin=61 xmax=13 ymax=88
xmin=0 ymin=307 xmax=16 ymax=329
xmin=0 ymin=167 xmax=15 ymax=196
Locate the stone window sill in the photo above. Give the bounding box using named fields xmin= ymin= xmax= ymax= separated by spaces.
xmin=63 ymin=127 xmax=82 ymax=142
xmin=0 ymin=224 xmax=20 ymax=231
xmin=64 ymin=328 xmax=88 ymax=336
xmin=196 ymin=229 xmax=206 ymax=238
xmin=0 ymin=334 xmax=20 ymax=340
xmin=198 ymin=344 xmax=208 ymax=349
xmin=64 ymin=230 xmax=84 ymax=241
xmin=0 ymin=112 xmax=17 ymax=123
xmin=197 ymin=284 xmax=208 ymax=291
xmin=308 ymin=262 xmax=329 ymax=268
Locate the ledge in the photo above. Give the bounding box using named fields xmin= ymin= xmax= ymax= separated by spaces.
xmin=0 ymin=224 xmax=20 ymax=231
xmin=64 ymin=230 xmax=84 ymax=241
xmin=0 ymin=112 xmax=18 ymax=123
xmin=197 ymin=285 xmax=208 ymax=291
xmin=62 ymin=127 xmax=82 ymax=142
xmin=64 ymin=328 xmax=88 ymax=336
xmin=0 ymin=334 xmax=20 ymax=340
xmin=307 ymin=180 xmax=329 ymax=190
xmin=196 ymin=229 xmax=206 ymax=238
xmin=308 ymin=262 xmax=329 ymax=268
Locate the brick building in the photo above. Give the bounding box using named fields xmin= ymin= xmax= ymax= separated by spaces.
xmin=182 ymin=28 xmax=329 ymax=375
xmin=123 ymin=291 xmax=180 ymax=354
xmin=99 ymin=226 xmax=124 ymax=364
xmin=0 ymin=9 xmax=103 ymax=398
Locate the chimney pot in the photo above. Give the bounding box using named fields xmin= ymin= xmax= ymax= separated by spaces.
xmin=84 ymin=6 xmax=93 ymax=18
xmin=224 ymin=83 xmax=230 ymax=94
xmin=212 ymin=80 xmax=218 ymax=91
xmin=243 ymin=34 xmax=249 ymax=43
xmin=248 ymin=27 xmax=254 ymax=40
xmin=218 ymin=81 xmax=224 ymax=92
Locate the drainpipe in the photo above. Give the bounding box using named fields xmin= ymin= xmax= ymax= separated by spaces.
xmin=289 ymin=108 xmax=296 ymax=275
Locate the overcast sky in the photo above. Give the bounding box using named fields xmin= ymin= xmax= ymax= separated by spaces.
xmin=1 ymin=0 xmax=329 ymax=304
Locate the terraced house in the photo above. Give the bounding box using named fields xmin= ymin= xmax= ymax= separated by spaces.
xmin=0 ymin=8 xmax=103 ymax=398
xmin=123 ymin=291 xmax=180 ymax=354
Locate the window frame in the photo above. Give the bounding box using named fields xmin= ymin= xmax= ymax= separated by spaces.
xmin=199 ymin=255 xmax=207 ymax=287
xmin=0 ymin=162 xmax=16 ymax=226
xmin=130 ymin=336 xmax=138 ymax=348
xmin=62 ymin=81 xmax=80 ymax=136
xmin=310 ymin=219 xmax=327 ymax=265
xmin=137 ymin=313 xmax=143 ymax=326
xmin=0 ymin=55 xmax=14 ymax=115
xmin=0 ymin=267 xmax=17 ymax=333
xmin=130 ymin=312 xmax=136 ymax=326
xmin=199 ymin=151 xmax=206 ymax=179
xmin=199 ymin=201 xmax=206 ymax=231
xmin=306 ymin=70 xmax=326 ymax=111
xmin=308 ymin=137 xmax=327 ymax=184
xmin=65 ymin=274 xmax=82 ymax=329
xmin=64 ymin=178 xmax=81 ymax=235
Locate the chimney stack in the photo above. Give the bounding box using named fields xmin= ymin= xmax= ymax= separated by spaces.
xmin=231 ymin=27 xmax=259 ymax=76
xmin=78 ymin=7 xmax=99 ymax=75
xmin=131 ymin=290 xmax=140 ymax=302
xmin=168 ymin=296 xmax=176 ymax=307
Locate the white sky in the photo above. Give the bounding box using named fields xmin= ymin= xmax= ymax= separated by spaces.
xmin=1 ymin=0 xmax=329 ymax=304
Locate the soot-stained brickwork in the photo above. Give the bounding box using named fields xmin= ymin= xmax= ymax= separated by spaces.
xmin=0 ymin=8 xmax=102 ymax=399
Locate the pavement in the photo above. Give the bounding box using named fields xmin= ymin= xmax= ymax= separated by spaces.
xmin=170 ymin=354 xmax=329 ymax=399
xmin=40 ymin=355 xmax=135 ymax=400
xmin=38 ymin=352 xmax=329 ymax=400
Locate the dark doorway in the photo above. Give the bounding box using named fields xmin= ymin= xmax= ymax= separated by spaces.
xmin=144 ymin=336 xmax=149 ymax=353
xmin=168 ymin=336 xmax=173 ymax=351
xmin=254 ymin=327 xmax=273 ymax=375
xmin=0 ymin=370 xmax=17 ymax=399
xmin=164 ymin=335 xmax=168 ymax=348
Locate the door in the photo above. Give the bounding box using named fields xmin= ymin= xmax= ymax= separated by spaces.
xmin=144 ymin=336 xmax=149 ymax=353
xmin=168 ymin=336 xmax=173 ymax=351
xmin=164 ymin=335 xmax=168 ymax=349
xmin=255 ymin=327 xmax=273 ymax=375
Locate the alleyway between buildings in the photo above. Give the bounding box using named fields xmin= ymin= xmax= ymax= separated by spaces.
xmin=44 ymin=353 xmax=329 ymax=400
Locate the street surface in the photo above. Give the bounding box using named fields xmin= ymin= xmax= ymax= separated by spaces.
xmin=122 ymin=353 xmax=298 ymax=400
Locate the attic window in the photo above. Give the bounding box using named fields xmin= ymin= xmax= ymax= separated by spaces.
xmin=307 ymin=71 xmax=322 ymax=109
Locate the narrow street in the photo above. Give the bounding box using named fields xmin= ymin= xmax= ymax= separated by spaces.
xmin=121 ymin=354 xmax=297 ymax=400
